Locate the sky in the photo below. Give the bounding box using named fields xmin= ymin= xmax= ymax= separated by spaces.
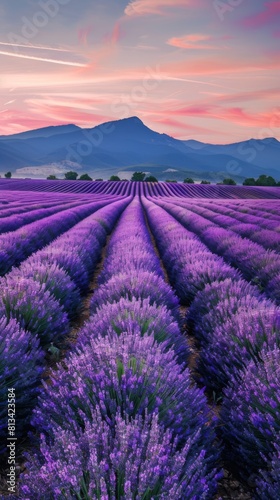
xmin=0 ymin=0 xmax=279 ymax=143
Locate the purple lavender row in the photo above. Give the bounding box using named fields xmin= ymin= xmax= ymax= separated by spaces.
xmin=154 ymin=197 xmax=280 ymax=304
xmin=0 ymin=200 xmax=64 ymax=218
xmin=2 ymin=178 xmax=280 ymax=199
xmin=0 ymin=197 xmax=130 ymax=456
xmin=0 ymin=196 xmax=131 ymax=343
xmin=192 ymin=198 xmax=280 ymax=226
xmin=0 ymin=197 xmax=117 ymax=276
xmin=219 ymin=198 xmax=280 ymax=218
xmin=21 ymin=197 xmax=220 ymax=498
xmin=201 ymin=198 xmax=280 ymax=221
xmin=144 ymin=197 xmax=279 ymax=387
xmin=142 ymin=197 xmax=280 ymax=493
xmin=0 ymin=199 xmax=96 ymax=235
xmin=164 ymin=198 xmax=280 ymax=253
xmin=84 ymin=196 xmax=185 ymax=358
xmin=0 ymin=189 xmax=88 ymax=205
xmin=0 ymin=192 xmax=104 ymax=218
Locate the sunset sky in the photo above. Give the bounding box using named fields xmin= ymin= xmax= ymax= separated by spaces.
xmin=0 ymin=0 xmax=279 ymax=142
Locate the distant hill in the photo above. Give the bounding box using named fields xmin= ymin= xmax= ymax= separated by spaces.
xmin=0 ymin=117 xmax=279 ymax=182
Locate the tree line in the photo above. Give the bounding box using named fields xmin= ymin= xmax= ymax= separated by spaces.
xmin=2 ymin=171 xmax=280 ymax=186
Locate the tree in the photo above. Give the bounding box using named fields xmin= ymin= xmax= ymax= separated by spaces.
xmin=64 ymin=171 xmax=78 ymax=180
xmin=183 ymin=178 xmax=194 ymax=184
xmin=145 ymin=175 xmax=158 ymax=182
xmin=109 ymin=175 xmax=121 ymax=181
xmin=243 ymin=178 xmax=256 ymax=186
xmin=131 ymin=172 xmax=146 ymax=182
xmin=4 ymin=172 xmax=12 ymax=179
xmin=95 ymin=178 xmax=103 ymax=181
xmin=222 ymin=178 xmax=236 ymax=185
xmin=201 ymin=180 xmax=211 ymax=184
xmin=255 ymin=175 xmax=276 ymax=187
xmin=165 ymin=179 xmax=177 ymax=183
xmin=47 ymin=175 xmax=58 ymax=180
xmin=79 ymin=173 xmax=93 ymax=181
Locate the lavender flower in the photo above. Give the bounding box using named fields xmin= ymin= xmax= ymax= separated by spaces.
xmin=221 ymin=347 xmax=280 ymax=479
xmin=90 ymin=271 xmax=180 ymax=322
xmin=197 ymin=306 xmax=279 ymax=392
xmin=77 ymin=297 xmax=188 ymax=363
xmin=0 ymin=275 xmax=69 ymax=346
xmin=22 ymin=410 xmax=221 ymax=499
xmin=14 ymin=258 xmax=81 ymax=318
xmin=0 ymin=318 xmax=44 ymax=454
xmin=33 ymin=331 xmax=213 ymax=456
xmin=256 ymin=438 xmax=280 ymax=499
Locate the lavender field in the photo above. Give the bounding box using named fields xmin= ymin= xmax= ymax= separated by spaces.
xmin=0 ymin=180 xmax=280 ymax=499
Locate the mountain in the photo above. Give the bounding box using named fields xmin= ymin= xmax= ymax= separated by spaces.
xmin=0 ymin=117 xmax=279 ymax=182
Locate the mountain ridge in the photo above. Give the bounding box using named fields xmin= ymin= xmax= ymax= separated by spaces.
xmin=0 ymin=117 xmax=279 ymax=182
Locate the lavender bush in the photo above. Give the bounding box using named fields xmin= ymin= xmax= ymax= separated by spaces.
xmin=221 ymin=347 xmax=280 ymax=478
xmin=0 ymin=318 xmax=44 ymax=454
xmin=197 ymin=306 xmax=279 ymax=392
xmin=33 ymin=331 xmax=212 ymax=453
xmin=256 ymin=439 xmax=280 ymax=499
xmin=22 ymin=410 xmax=221 ymax=499
xmin=14 ymin=259 xmax=81 ymax=318
xmin=0 ymin=276 xmax=69 ymax=346
xmin=187 ymin=278 xmax=261 ymax=342
xmin=77 ymin=297 xmax=188 ymax=363
xmin=98 ymin=247 xmax=162 ymax=285
xmin=90 ymin=271 xmax=180 ymax=322
xmin=35 ymin=247 xmax=90 ymax=293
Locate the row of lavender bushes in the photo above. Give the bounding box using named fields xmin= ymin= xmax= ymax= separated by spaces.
xmin=19 ymin=197 xmax=221 ymax=498
xmin=156 ymin=197 xmax=280 ymax=304
xmin=0 ymin=198 xmax=115 ymax=276
xmin=0 ymin=199 xmax=93 ymax=235
xmin=0 ymin=198 xmax=129 ymax=457
xmin=175 ymin=199 xmax=280 ymax=253
xmin=143 ymin=197 xmax=280 ymax=497
xmin=211 ymin=198 xmax=280 ymax=218
xmin=0 ymin=199 xmax=69 ymax=219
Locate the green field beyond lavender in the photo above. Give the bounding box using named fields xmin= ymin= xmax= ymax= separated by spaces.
xmin=0 ymin=180 xmax=280 ymax=499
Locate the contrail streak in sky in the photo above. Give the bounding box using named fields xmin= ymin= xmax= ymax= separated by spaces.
xmin=0 ymin=50 xmax=87 ymax=67
xmin=0 ymin=41 xmax=70 ymax=52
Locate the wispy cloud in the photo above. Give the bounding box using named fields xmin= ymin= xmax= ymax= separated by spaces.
xmin=167 ymin=34 xmax=222 ymax=50
xmin=0 ymin=50 xmax=86 ymax=67
xmin=4 ymin=99 xmax=16 ymax=105
xmin=162 ymin=103 xmax=280 ymax=129
xmin=125 ymin=0 xmax=196 ymax=16
xmin=161 ymin=55 xmax=280 ymax=76
xmin=78 ymin=25 xmax=94 ymax=46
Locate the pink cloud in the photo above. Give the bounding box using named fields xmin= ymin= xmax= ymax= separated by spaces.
xmin=161 ymin=54 xmax=280 ymax=76
xmin=78 ymin=25 xmax=94 ymax=46
xmin=242 ymin=1 xmax=280 ymax=29
xmin=0 ymin=109 xmax=64 ymax=134
xmin=167 ymin=34 xmax=221 ymax=50
xmin=29 ymin=103 xmax=112 ymax=126
xmin=215 ymin=88 xmax=280 ymax=104
xmin=154 ymin=117 xmax=189 ymax=129
xmin=103 ymin=21 xmax=124 ymax=45
xmin=164 ymin=103 xmax=280 ymax=129
xmin=153 ymin=117 xmax=217 ymax=134
xmin=125 ymin=0 xmax=197 ymax=17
